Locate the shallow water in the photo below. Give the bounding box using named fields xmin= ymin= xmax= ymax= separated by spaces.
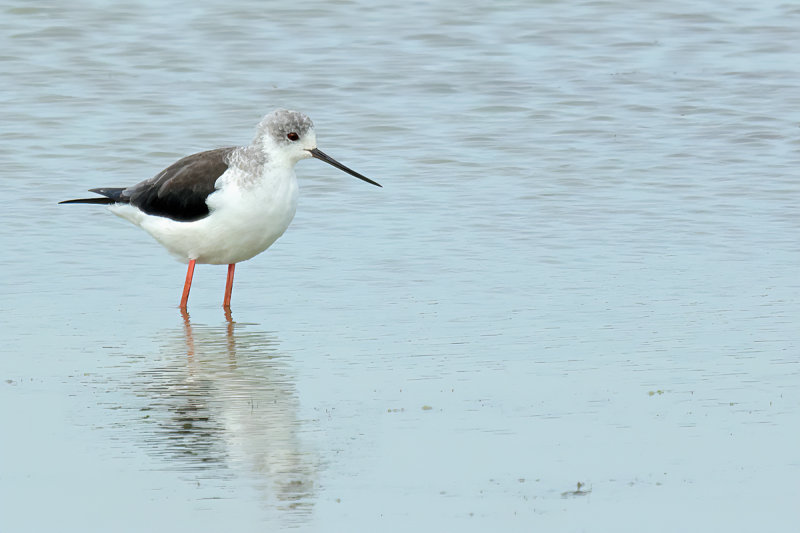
xmin=1 ymin=1 xmax=799 ymax=531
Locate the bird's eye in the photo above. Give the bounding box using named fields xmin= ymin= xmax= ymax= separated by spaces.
xmin=287 ymin=132 xmax=299 ymax=141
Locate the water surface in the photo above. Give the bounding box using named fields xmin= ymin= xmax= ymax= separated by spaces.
xmin=1 ymin=1 xmax=799 ymax=531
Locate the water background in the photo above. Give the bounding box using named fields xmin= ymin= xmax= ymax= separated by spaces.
xmin=1 ymin=1 xmax=799 ymax=531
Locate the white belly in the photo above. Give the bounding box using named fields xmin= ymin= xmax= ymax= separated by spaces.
xmin=110 ymin=170 xmax=299 ymax=265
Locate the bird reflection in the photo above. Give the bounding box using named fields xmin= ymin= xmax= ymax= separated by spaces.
xmin=134 ymin=309 xmax=316 ymax=514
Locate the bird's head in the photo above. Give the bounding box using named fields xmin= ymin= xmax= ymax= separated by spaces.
xmin=256 ymin=109 xmax=381 ymax=187
xmin=257 ymin=108 xmax=317 ymax=163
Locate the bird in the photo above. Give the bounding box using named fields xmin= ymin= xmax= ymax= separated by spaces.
xmin=60 ymin=109 xmax=381 ymax=309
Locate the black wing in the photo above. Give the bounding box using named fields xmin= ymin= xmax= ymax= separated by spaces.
xmin=121 ymin=147 xmax=235 ymax=222
xmin=60 ymin=147 xmax=236 ymax=222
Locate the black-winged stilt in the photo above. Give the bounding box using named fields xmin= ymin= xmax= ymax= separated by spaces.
xmin=60 ymin=109 xmax=381 ymax=309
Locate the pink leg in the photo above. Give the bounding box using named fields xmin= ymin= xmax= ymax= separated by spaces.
xmin=180 ymin=259 xmax=196 ymax=309
xmin=223 ymin=263 xmax=235 ymax=308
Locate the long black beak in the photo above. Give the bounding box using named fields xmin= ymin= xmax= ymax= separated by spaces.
xmin=308 ymin=148 xmax=382 ymax=187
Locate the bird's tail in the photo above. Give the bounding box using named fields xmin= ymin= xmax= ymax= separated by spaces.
xmin=59 ymin=187 xmax=127 ymax=205
xmin=59 ymin=197 xmax=116 ymax=205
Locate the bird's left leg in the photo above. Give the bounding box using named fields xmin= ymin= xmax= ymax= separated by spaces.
xmin=223 ymin=263 xmax=236 ymax=308
xmin=180 ymin=259 xmax=197 ymax=309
